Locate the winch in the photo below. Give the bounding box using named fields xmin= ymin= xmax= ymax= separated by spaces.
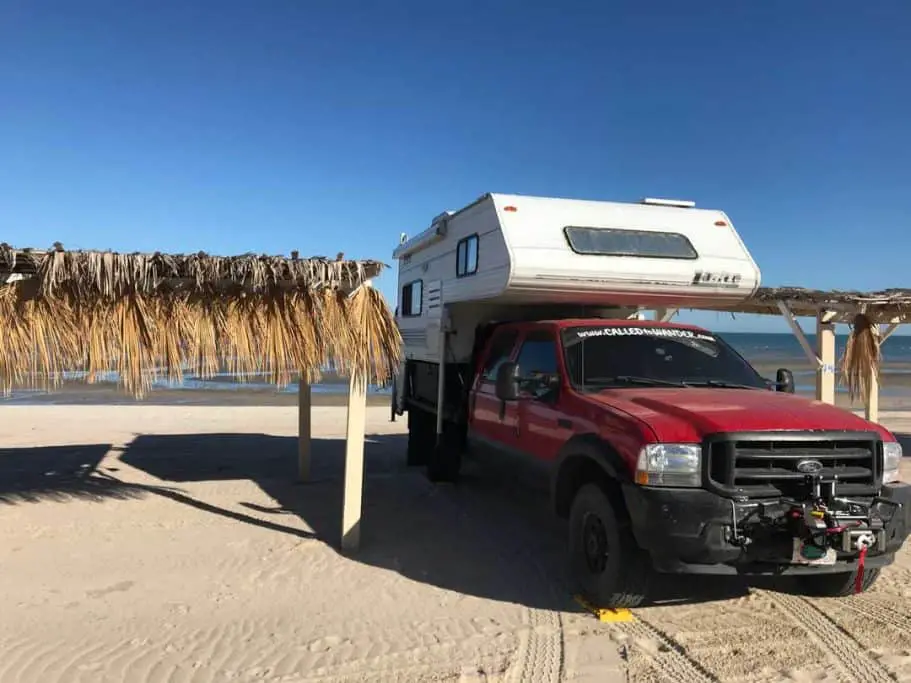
xmin=728 ymin=470 xmax=902 ymax=592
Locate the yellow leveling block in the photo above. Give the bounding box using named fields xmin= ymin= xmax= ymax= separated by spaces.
xmin=573 ymin=595 xmax=635 ymax=623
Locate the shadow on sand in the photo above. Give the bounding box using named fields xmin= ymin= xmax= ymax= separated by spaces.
xmin=11 ymin=428 xmax=890 ymax=610
xmin=0 ymin=443 xmax=143 ymax=505
xmin=111 ymin=431 xmax=755 ymax=609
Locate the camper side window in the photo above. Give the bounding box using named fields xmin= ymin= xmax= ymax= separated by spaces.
xmin=456 ymin=234 xmax=479 ymax=277
xmin=564 ymin=226 xmax=698 ymax=259
xmin=401 ymin=280 xmax=423 ymax=317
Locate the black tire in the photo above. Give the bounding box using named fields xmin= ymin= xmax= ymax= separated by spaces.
xmin=426 ymin=422 xmax=463 ymax=483
xmin=568 ymin=483 xmax=651 ymax=608
xmin=793 ymin=567 xmax=881 ymax=597
xmin=406 ymin=409 xmax=434 ymax=467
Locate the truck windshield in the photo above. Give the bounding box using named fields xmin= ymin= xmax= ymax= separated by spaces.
xmin=561 ymin=325 xmax=767 ymax=390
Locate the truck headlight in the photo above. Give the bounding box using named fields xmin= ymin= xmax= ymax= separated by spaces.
xmin=884 ymin=441 xmax=903 ymax=484
xmin=636 ymin=444 xmax=702 ymax=487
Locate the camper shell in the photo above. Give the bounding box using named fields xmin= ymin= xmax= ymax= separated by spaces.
xmin=393 ymin=193 xmax=760 ymax=365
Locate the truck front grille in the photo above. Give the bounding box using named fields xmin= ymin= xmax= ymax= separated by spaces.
xmin=705 ymin=431 xmax=881 ymax=499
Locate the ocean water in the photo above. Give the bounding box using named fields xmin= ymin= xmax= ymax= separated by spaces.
xmin=720 ymin=332 xmax=911 ymax=367
xmin=5 ymin=332 xmax=911 ymax=401
xmin=720 ymin=332 xmax=911 ymax=396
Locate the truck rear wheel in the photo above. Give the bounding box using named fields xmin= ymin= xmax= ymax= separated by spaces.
xmin=406 ymin=409 xmax=434 ymax=467
xmin=426 ymin=422 xmax=462 ymax=483
xmin=569 ymin=483 xmax=651 ymax=608
xmin=793 ymin=567 xmax=881 ymax=597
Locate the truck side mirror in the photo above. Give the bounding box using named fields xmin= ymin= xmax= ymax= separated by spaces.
xmin=495 ymin=362 xmax=519 ymax=401
xmin=776 ymin=368 xmax=795 ymax=394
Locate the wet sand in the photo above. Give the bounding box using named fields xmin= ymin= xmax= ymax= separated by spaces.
xmin=3 ymin=381 xmax=392 ymax=407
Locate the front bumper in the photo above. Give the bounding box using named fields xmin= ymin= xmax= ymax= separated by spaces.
xmin=622 ymin=481 xmax=911 ymax=575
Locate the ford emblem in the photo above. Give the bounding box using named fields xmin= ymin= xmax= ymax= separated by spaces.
xmin=796 ymin=459 xmax=824 ymax=474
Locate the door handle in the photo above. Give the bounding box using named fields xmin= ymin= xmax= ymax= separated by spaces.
xmin=557 ymin=418 xmax=573 ymax=429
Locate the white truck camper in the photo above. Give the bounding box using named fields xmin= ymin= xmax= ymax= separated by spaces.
xmin=390 ymin=192 xmax=761 ymax=439
xmin=393 ymin=193 xmax=759 ymax=365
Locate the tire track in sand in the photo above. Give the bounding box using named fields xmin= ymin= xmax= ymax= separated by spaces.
xmin=506 ymin=606 xmax=563 ymax=683
xmin=614 ymin=617 xmax=720 ymax=683
xmin=835 ymin=595 xmax=911 ymax=635
xmin=760 ymin=591 xmax=895 ymax=683
xmin=428 ymin=478 xmax=565 ymax=683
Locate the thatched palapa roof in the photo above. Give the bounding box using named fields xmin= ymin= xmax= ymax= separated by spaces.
xmin=0 ymin=244 xmax=401 ymax=398
xmin=712 ymin=286 xmax=911 ymax=321
xmin=704 ymin=285 xmax=911 ymax=404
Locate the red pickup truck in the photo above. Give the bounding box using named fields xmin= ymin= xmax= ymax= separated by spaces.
xmin=403 ymin=318 xmax=910 ymax=607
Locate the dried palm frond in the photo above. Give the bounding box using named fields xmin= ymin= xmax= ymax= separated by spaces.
xmin=345 ymin=284 xmax=402 ymax=389
xmin=2 ymin=246 xmax=384 ymax=294
xmin=185 ymin=293 xmax=226 ymax=381
xmin=839 ymin=313 xmax=881 ymax=403
xmin=0 ymin=282 xmax=80 ymax=395
xmin=222 ymin=292 xmax=264 ymax=382
xmin=113 ymin=293 xmax=158 ymax=397
xmin=149 ymin=293 xmax=193 ymax=384
xmin=319 ymin=288 xmax=356 ymax=380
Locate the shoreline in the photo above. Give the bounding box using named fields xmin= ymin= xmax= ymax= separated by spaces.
xmin=1 ymin=382 xmax=392 ymax=407
xmin=5 ymin=380 xmax=911 ymax=411
xmin=6 ymin=356 xmax=911 ymax=409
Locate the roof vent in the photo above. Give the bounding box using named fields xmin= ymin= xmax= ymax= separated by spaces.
xmin=640 ymin=197 xmax=696 ymax=209
xmin=430 ymin=211 xmax=453 ymax=236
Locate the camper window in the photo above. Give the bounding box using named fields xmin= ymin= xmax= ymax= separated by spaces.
xmin=401 ymin=280 xmax=423 ymax=317
xmin=456 ymin=234 xmax=479 ymax=277
xmin=564 ymin=226 xmax=698 ymax=260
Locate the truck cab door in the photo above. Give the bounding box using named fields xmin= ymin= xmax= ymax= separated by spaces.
xmin=513 ymin=330 xmax=574 ymax=464
xmin=467 ymin=328 xmax=520 ymax=453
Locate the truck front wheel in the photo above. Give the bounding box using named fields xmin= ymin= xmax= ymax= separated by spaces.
xmin=793 ymin=567 xmax=881 ymax=597
xmin=569 ymin=483 xmax=651 ymax=608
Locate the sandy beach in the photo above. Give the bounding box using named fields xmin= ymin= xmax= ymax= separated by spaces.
xmin=1 ymin=405 xmax=910 ymax=683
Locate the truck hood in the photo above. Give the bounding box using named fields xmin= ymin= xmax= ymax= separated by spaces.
xmin=587 ymin=387 xmax=894 ymax=442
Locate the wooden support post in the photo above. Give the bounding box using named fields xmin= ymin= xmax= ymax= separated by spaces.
xmin=864 ymin=323 xmax=883 ymax=423
xmin=298 ymin=379 xmax=311 ymax=481
xmin=777 ymin=302 xmax=821 ymax=367
xmin=865 ymin=366 xmax=879 ymax=423
xmin=882 ymin=322 xmax=901 ymax=343
xmin=341 ymin=374 xmax=368 ymax=552
xmin=816 ymin=313 xmax=836 ymax=404
xmin=654 ymin=308 xmax=678 ymax=323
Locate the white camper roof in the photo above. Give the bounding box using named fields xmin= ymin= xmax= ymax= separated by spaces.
xmin=394 ymin=192 xmax=761 ymax=311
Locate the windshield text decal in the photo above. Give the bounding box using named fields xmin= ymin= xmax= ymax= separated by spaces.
xmin=574 ymin=327 xmax=716 ymax=342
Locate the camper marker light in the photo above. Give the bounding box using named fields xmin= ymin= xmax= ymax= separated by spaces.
xmin=714 ymin=220 xmax=728 ymax=226
xmin=503 ymin=205 xmax=518 ymax=212
xmin=884 ymin=441 xmax=903 ymax=484
xmin=636 ymin=444 xmax=702 ymax=487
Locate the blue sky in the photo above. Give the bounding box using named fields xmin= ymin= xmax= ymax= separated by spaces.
xmin=1 ymin=1 xmax=908 ymax=333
